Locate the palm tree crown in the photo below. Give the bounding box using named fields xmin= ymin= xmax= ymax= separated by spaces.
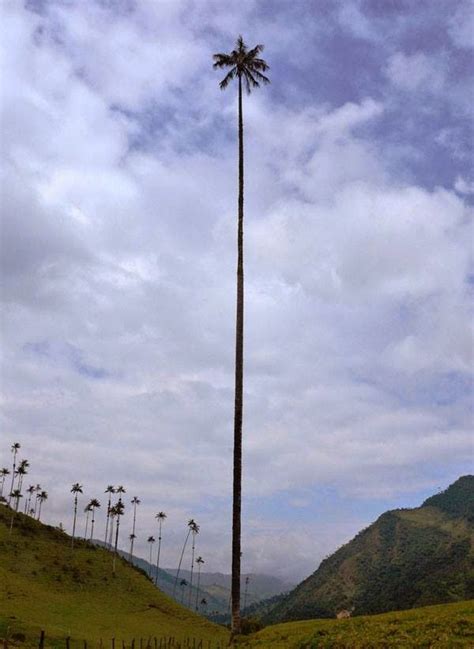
xmin=213 ymin=35 xmax=269 ymax=93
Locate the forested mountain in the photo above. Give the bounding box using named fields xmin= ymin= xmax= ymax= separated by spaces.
xmin=263 ymin=476 xmax=474 ymax=624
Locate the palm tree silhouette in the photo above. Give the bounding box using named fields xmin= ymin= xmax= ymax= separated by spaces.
xmin=129 ymin=496 xmax=140 ymax=562
xmin=0 ymin=468 xmax=10 ymax=498
xmin=84 ymin=502 xmax=93 ymax=539
xmin=104 ymin=485 xmax=115 ymax=547
xmin=213 ymin=36 xmax=269 ymax=636
xmin=24 ymin=484 xmax=35 ymax=514
xmin=243 ymin=575 xmax=250 ymax=610
xmin=174 ymin=518 xmax=198 ymax=597
xmin=36 ymin=490 xmax=48 ymax=521
xmin=32 ymin=484 xmax=41 ymax=518
xmin=70 ymin=483 xmax=83 ymax=548
xmin=154 ymin=511 xmax=167 ymax=586
xmin=147 ymin=535 xmax=155 ymax=565
xmin=8 ymin=443 xmax=21 ymax=506
xmin=200 ymin=597 xmax=208 ymax=614
xmin=9 ymin=488 xmax=22 ymax=533
xmin=89 ymin=498 xmax=101 ymax=540
xmin=195 ymin=556 xmax=205 ymax=611
xmin=188 ymin=522 xmax=200 ymax=607
xmin=112 ymin=498 xmax=125 ymax=575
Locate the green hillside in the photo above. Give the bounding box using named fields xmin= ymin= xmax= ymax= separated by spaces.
xmin=264 ymin=476 xmax=474 ymax=624
xmin=238 ymin=600 xmax=474 ymax=648
xmin=0 ymin=505 xmax=228 ymax=647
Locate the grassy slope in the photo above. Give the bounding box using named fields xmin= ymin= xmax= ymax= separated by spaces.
xmin=238 ymin=600 xmax=474 ymax=648
xmin=0 ymin=506 xmax=228 ymax=647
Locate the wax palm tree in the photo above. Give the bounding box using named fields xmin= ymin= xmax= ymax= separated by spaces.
xmin=108 ymin=506 xmax=116 ymax=549
xmin=83 ymin=502 xmax=93 ymax=539
xmin=173 ymin=518 xmax=198 ymax=597
xmin=70 ymin=483 xmax=83 ymax=548
xmin=104 ymin=485 xmax=115 ymax=547
xmin=129 ymin=496 xmax=140 ymax=561
xmin=112 ymin=498 xmax=125 ymax=575
xmin=36 ymin=490 xmax=48 ymax=521
xmin=188 ymin=522 xmax=200 ymax=607
xmin=15 ymin=459 xmax=29 ymax=493
xmin=24 ymin=484 xmax=35 ymax=514
xmin=147 ymin=535 xmax=155 ymax=565
xmin=33 ymin=484 xmax=42 ymax=518
xmin=200 ymin=597 xmax=208 ymax=614
xmin=195 ymin=556 xmax=205 ymax=611
xmin=213 ymin=36 xmax=269 ymax=635
xmin=0 ymin=468 xmax=10 ymax=498
xmin=154 ymin=511 xmax=167 ymax=586
xmin=180 ymin=579 xmax=188 ymax=604
xmin=9 ymin=488 xmax=22 ymax=533
xmin=8 ymin=443 xmax=21 ymax=506
xmin=89 ymin=498 xmax=100 ymax=540
xmin=116 ymin=485 xmax=126 ymax=496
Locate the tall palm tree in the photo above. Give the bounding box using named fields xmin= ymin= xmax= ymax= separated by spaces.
xmin=0 ymin=468 xmax=10 ymax=498
xmin=9 ymin=488 xmax=22 ymax=533
xmin=213 ymin=36 xmax=269 ymax=636
xmin=195 ymin=556 xmax=205 ymax=611
xmin=89 ymin=498 xmax=101 ymax=540
xmin=24 ymin=484 xmax=35 ymax=514
xmin=112 ymin=498 xmax=125 ymax=575
xmin=70 ymin=483 xmax=83 ymax=548
xmin=116 ymin=485 xmax=126 ymax=496
xmin=147 ymin=535 xmax=155 ymax=565
xmin=8 ymin=443 xmax=21 ymax=506
xmin=83 ymin=502 xmax=93 ymax=539
xmin=154 ymin=511 xmax=167 ymax=586
xmin=173 ymin=519 xmax=198 ymax=597
xmin=15 ymin=459 xmax=29 ymax=494
xmin=36 ymin=490 xmax=48 ymax=521
xmin=188 ymin=522 xmax=200 ymax=607
xmin=200 ymin=597 xmax=208 ymax=614
xmin=104 ymin=485 xmax=115 ymax=547
xmin=129 ymin=496 xmax=140 ymax=562
xmin=33 ymin=484 xmax=42 ymax=518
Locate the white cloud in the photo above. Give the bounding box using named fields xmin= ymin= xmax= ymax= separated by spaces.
xmin=0 ymin=0 xmax=472 ymax=582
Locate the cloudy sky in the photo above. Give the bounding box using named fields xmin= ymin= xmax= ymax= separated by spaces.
xmin=1 ymin=0 xmax=473 ymax=582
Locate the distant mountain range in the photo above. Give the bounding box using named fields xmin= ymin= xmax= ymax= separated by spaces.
xmin=94 ymin=541 xmax=292 ymax=615
xmin=260 ymin=476 xmax=474 ymax=624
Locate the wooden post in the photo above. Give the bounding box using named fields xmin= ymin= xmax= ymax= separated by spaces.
xmin=39 ymin=630 xmax=45 ymax=649
xmin=66 ymin=637 xmax=70 ymax=649
xmin=112 ymin=639 xmax=115 ymax=649
xmin=84 ymin=641 xmax=88 ymax=649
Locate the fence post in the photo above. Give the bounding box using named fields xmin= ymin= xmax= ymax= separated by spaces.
xmin=66 ymin=637 xmax=70 ymax=649
xmin=84 ymin=641 xmax=88 ymax=649
xmin=112 ymin=638 xmax=115 ymax=649
xmin=39 ymin=630 xmax=45 ymax=649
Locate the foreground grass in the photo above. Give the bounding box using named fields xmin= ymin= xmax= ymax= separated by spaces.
xmin=237 ymin=600 xmax=474 ymax=648
xmin=0 ymin=506 xmax=228 ymax=648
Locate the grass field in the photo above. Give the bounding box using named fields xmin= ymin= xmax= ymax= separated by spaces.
xmin=0 ymin=506 xmax=228 ymax=648
xmin=236 ymin=599 xmax=474 ymax=648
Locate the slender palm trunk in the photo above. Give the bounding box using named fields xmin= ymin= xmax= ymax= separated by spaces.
xmin=71 ymin=495 xmax=78 ymax=548
xmin=188 ymin=533 xmax=196 ymax=607
xmin=0 ymin=476 xmax=4 ymax=498
xmin=149 ymin=542 xmax=153 ymax=565
xmin=104 ymin=495 xmax=112 ymax=546
xmin=130 ymin=503 xmax=137 ymax=562
xmin=38 ymin=499 xmax=43 ymax=521
xmin=108 ymin=515 xmax=115 ymax=549
xmin=231 ymin=72 xmax=245 ymax=637
xmin=173 ymin=528 xmax=191 ymax=596
xmin=84 ymin=509 xmax=90 ymax=539
xmin=195 ymin=564 xmax=202 ymax=611
xmin=155 ymin=521 xmax=163 ymax=586
xmin=8 ymin=451 xmax=17 ymax=506
xmin=90 ymin=508 xmax=96 ymax=540
xmin=33 ymin=493 xmax=39 ymax=518
xmin=112 ymin=515 xmax=121 ymax=575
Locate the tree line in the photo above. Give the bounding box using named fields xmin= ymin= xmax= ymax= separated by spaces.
xmin=1 ymin=442 xmax=207 ymax=614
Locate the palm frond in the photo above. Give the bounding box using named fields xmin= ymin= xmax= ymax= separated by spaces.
xmin=220 ymin=67 xmax=237 ymax=90
xmin=213 ymin=53 xmax=234 ymax=68
xmin=250 ymin=68 xmax=270 ymax=84
xmin=246 ymin=44 xmax=264 ymax=59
